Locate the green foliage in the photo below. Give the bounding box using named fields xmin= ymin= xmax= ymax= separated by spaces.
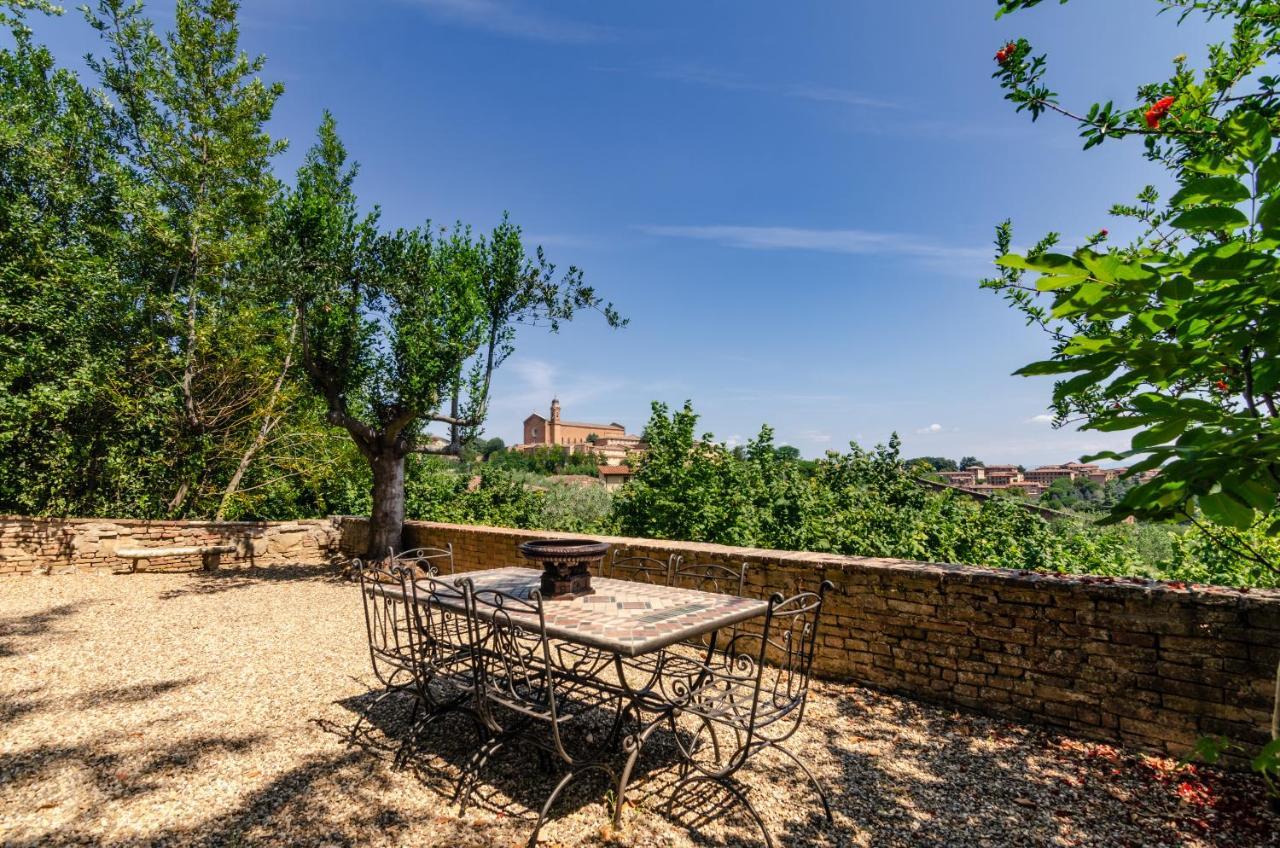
xmin=611 ymin=402 xmax=1194 ymax=580
xmin=907 ymin=456 xmax=959 ymax=472
xmin=984 ymin=0 xmax=1280 ymax=577
xmin=488 ymin=445 xmax=601 ymax=476
xmin=270 ymin=111 xmax=621 ymax=553
xmin=537 ymin=480 xmax=614 ymax=534
xmin=1039 ymin=476 xmax=1103 ymax=511
xmin=1 ymin=0 xmax=311 ymax=519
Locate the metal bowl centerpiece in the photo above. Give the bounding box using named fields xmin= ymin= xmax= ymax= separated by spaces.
xmin=518 ymin=538 xmax=608 ymax=600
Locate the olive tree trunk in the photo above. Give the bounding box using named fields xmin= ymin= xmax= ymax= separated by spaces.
xmin=366 ymin=449 xmax=406 ymax=561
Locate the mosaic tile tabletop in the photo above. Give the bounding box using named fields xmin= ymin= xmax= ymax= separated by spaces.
xmin=416 ymin=566 xmax=767 ymax=657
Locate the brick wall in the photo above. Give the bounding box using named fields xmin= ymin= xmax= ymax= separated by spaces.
xmin=0 ymin=516 xmax=340 ymax=575
xmin=337 ymin=517 xmax=1280 ymax=760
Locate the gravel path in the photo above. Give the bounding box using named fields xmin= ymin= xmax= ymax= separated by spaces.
xmin=2 ymin=568 xmax=1277 ymax=847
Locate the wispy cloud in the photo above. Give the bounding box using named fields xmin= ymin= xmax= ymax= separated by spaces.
xmin=482 ymin=357 xmax=626 ymax=442
xmin=404 ymin=0 xmax=614 ymax=44
xmin=637 ymin=225 xmax=989 ymax=264
xmin=1027 ymin=413 xmax=1055 ymax=425
xmin=650 ymin=63 xmax=899 ymax=110
xmin=915 ymin=423 xmax=944 ymax=435
xmin=799 ymin=429 xmax=833 ymax=445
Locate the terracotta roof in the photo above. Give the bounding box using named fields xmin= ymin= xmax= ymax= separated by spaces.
xmin=598 ymin=465 xmax=632 ymax=476
xmin=559 ymin=420 xmax=626 ymax=431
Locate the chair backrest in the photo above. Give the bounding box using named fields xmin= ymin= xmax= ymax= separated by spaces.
xmin=390 ymin=544 xmax=454 ymax=577
xmin=356 ymin=558 xmax=415 ymax=686
xmin=464 ymin=586 xmax=555 ymax=721
xmin=671 ymin=560 xmax=749 ymax=597
xmin=752 ymin=581 xmax=834 ymax=739
xmin=604 ymin=549 xmax=678 ymax=585
xmin=678 ymin=580 xmax=834 ymax=750
xmin=396 ymin=565 xmax=471 ymax=679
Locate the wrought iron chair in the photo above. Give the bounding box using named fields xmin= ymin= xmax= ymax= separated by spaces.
xmin=458 ymin=584 xmax=625 ymax=847
xmin=663 ymin=581 xmax=835 ymax=848
xmin=392 ymin=564 xmax=480 ymax=767
xmin=389 ymin=543 xmax=454 ymax=578
xmin=603 ymin=549 xmax=679 ymax=585
xmin=353 ymin=557 xmax=418 ymax=743
xmin=670 ymin=560 xmax=749 ymax=597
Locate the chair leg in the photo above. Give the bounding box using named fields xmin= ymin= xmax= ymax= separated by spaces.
xmin=454 ymin=735 xmax=509 ymax=813
xmin=613 ymin=717 xmax=663 ymax=826
xmin=528 ymin=763 xmax=613 ymax=848
xmin=666 ymin=773 xmax=774 ymax=848
xmin=348 ymin=683 xmax=410 ymax=746
xmin=764 ymin=740 xmax=833 ymax=823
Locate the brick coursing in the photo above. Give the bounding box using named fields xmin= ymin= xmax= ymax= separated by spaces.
xmin=337 ymin=516 xmax=1280 ymax=761
xmin=6 ymin=513 xmax=1277 ymax=762
xmin=0 ymin=515 xmax=340 ymax=575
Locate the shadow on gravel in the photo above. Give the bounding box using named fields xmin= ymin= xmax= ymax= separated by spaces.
xmin=157 ymin=563 xmax=346 ymax=600
xmin=0 ymin=603 xmax=88 ymax=657
xmin=324 ymin=688 xmax=643 ymax=827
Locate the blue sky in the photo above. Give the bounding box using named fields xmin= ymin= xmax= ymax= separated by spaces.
xmin=36 ymin=1 xmax=1227 ymax=464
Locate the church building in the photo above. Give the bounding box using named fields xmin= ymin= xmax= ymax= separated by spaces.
xmin=522 ymin=399 xmax=632 ymax=447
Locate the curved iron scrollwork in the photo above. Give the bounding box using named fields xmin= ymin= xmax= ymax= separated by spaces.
xmin=458 ymin=586 xmax=627 ymax=847
xmin=352 ymin=558 xmax=418 ymax=743
xmin=389 ymin=544 xmax=454 ymax=577
xmin=671 ymin=560 xmax=749 ymax=597
xmin=661 ymin=581 xmax=836 ymax=848
xmin=391 ymin=564 xmax=481 ymax=767
xmin=604 ymin=549 xmax=679 ymax=584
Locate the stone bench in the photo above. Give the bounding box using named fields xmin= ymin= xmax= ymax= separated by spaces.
xmin=114 ymin=545 xmax=237 ymax=573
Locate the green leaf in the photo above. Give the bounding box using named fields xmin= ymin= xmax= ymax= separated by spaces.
xmin=1252 ymin=737 xmax=1280 ymax=775
xmin=1254 ymin=358 xmax=1280 ymax=393
xmin=1198 ymin=490 xmax=1257 ymax=529
xmin=1258 ymin=194 xmax=1280 ymax=234
xmin=1181 ymin=735 xmax=1232 ymax=767
xmin=1014 ymin=359 xmax=1082 ymax=377
xmin=1131 ymin=418 xmax=1188 ymax=450
xmin=1258 ymin=152 xmax=1280 ymax=194
xmin=995 ymin=253 xmax=1031 ymax=270
xmin=1223 ymin=110 xmax=1273 ymax=165
xmin=1172 ymin=207 xmax=1249 ymax=231
xmin=1190 ymin=248 xmax=1277 ymax=280
xmin=1035 ymin=274 xmax=1089 ymax=291
xmin=1158 ymin=276 xmax=1194 ymax=300
xmin=1184 ymin=153 xmax=1246 ymax=176
xmin=1170 ymin=176 xmax=1250 ymax=208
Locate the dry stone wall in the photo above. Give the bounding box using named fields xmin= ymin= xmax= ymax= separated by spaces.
xmin=336 ymin=517 xmax=1280 ymax=761
xmin=7 ymin=512 xmax=1277 ymax=762
xmin=0 ymin=516 xmax=340 ymax=574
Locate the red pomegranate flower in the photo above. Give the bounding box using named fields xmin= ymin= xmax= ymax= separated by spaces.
xmin=1099 ymin=228 xmax=1108 ymax=237
xmin=1144 ymin=96 xmax=1176 ymax=129
xmin=995 ymin=42 xmax=1017 ymax=64
xmin=1214 ymin=380 xmax=1230 ymax=393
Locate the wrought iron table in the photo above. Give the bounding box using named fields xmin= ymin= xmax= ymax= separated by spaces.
xmin=380 ymin=566 xmax=796 ymax=845
xmin=435 ymin=566 xmax=766 ymax=654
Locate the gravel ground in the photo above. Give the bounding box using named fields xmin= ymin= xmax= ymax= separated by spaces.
xmin=2 ymin=567 xmax=1277 ymax=848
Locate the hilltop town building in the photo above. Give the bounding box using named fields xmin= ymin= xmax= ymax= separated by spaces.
xmin=937 ymin=461 xmax=1152 ymax=498
xmin=516 ymin=399 xmax=646 ymax=485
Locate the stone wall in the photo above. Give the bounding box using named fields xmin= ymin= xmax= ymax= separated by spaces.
xmin=336 ymin=517 xmax=1280 ymax=760
xmin=0 ymin=516 xmax=340 ymax=575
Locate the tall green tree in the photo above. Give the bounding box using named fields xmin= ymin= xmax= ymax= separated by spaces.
xmin=983 ymin=0 xmax=1280 ymax=573
xmin=271 ymin=115 xmax=622 ymax=557
xmin=0 ymin=1 xmax=137 ymax=515
xmin=84 ymin=0 xmax=291 ymax=516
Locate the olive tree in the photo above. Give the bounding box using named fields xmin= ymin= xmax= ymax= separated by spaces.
xmin=270 ymin=114 xmax=621 ymax=557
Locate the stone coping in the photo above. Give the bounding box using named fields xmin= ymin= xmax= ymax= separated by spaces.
xmin=336 ymin=517 xmax=1280 ymax=606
